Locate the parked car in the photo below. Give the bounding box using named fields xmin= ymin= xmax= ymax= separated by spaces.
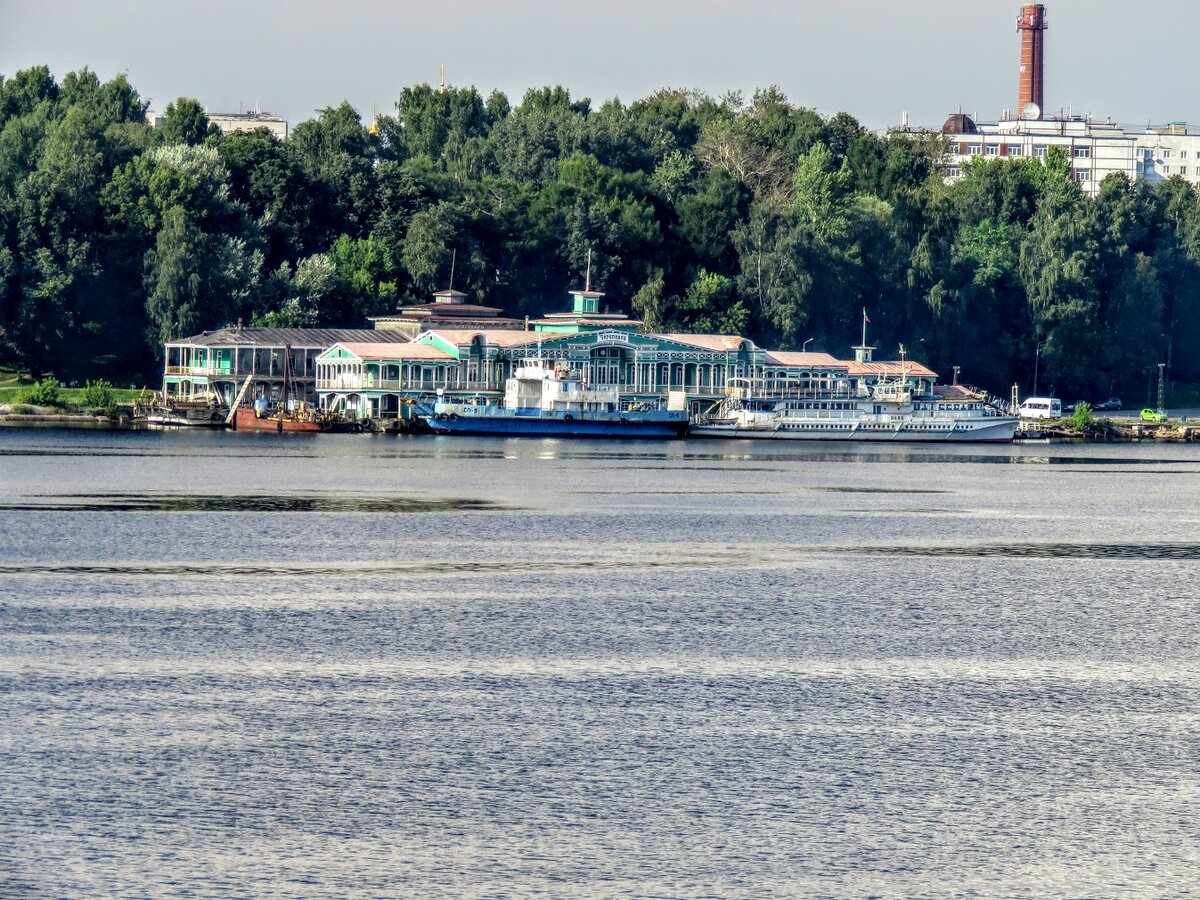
xmin=1094 ymin=397 xmax=1122 ymax=411
xmin=1063 ymin=399 xmax=1087 ymax=414
xmin=1139 ymin=408 xmax=1168 ymax=423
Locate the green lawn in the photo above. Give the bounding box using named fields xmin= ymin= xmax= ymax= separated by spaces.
xmin=0 ymin=369 xmax=147 ymax=408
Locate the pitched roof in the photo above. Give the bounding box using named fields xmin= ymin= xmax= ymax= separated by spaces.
xmin=932 ymin=384 xmax=984 ymax=400
xmin=421 ymin=329 xmax=542 ymax=347
xmin=377 ymin=303 xmax=508 ymax=318
xmin=336 ymin=343 xmax=454 ymax=360
xmin=171 ymin=327 xmax=396 ymax=348
xmin=529 ymin=318 xmax=644 ymax=328
xmin=845 ymin=360 xmax=939 ymax=378
xmin=658 ymin=334 xmax=752 ymax=352
xmin=763 ymin=351 xmax=847 ymax=369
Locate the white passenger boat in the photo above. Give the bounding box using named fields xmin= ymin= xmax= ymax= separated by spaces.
xmin=691 ymin=352 xmax=1018 ymax=443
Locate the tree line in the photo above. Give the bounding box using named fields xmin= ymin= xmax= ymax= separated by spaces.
xmin=2 ymin=64 xmax=1198 ymax=396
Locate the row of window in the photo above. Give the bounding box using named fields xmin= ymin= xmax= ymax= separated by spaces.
xmin=951 ymin=165 xmax=1094 ymax=182
xmin=963 ymin=143 xmax=1093 ymax=158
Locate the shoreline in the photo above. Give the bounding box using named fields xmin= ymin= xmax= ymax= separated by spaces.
xmin=1 ymin=413 xmax=1197 ymax=442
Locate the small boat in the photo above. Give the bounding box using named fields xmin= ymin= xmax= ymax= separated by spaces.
xmin=143 ymin=398 xmax=229 ymax=428
xmin=418 ymin=358 xmax=688 ymax=439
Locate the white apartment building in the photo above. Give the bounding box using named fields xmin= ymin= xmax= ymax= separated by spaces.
xmin=146 ymin=107 xmax=289 ymax=140
xmin=206 ymin=109 xmax=289 ymax=139
xmin=934 ymin=114 xmax=1200 ymax=195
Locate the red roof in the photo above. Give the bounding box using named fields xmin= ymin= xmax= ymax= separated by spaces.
xmin=336 ymin=343 xmax=453 ymax=360
xmin=422 ymin=329 xmax=543 ymax=347
xmin=845 ymin=360 xmax=938 ymax=378
xmin=658 ymin=334 xmax=751 ymax=351
xmin=763 ymin=351 xmax=847 ymax=369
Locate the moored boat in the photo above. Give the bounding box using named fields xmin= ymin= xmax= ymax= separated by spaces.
xmin=418 ymin=359 xmax=688 ymax=439
xmin=692 ymin=338 xmax=1018 ymax=443
xmin=230 ymin=400 xmax=324 ymax=433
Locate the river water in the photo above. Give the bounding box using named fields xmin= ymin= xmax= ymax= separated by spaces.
xmin=2 ymin=428 xmax=1199 ymax=897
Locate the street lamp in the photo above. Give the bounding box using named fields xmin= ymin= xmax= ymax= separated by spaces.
xmin=802 ymin=338 xmax=813 ymax=353
xmin=1032 ymin=335 xmax=1049 ymax=396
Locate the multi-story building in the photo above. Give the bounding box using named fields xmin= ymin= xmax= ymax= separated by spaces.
xmin=146 ymin=107 xmax=289 ymax=139
xmin=206 ymin=109 xmax=289 ymax=139
xmin=937 ymin=114 xmax=1200 ymax=195
xmin=924 ymin=4 xmax=1200 ymax=195
xmin=162 ymin=325 xmax=398 ymax=405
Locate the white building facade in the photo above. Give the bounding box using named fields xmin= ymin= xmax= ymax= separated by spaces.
xmin=936 ymin=115 xmax=1200 ymax=195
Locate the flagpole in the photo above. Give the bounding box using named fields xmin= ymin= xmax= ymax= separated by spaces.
xmin=861 ymin=308 xmax=867 ymax=349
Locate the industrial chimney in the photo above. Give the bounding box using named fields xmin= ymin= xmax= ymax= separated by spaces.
xmin=1016 ymin=4 xmax=1047 ymax=120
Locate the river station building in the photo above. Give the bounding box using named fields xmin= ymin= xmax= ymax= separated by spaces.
xmin=164 ymin=284 xmax=939 ymax=423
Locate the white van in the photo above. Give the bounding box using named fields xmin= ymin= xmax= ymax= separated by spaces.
xmin=1018 ymin=397 xmax=1062 ymax=419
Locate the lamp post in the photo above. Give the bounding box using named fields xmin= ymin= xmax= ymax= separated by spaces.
xmin=802 ymin=338 xmax=813 ymax=353
xmin=1032 ymin=334 xmax=1049 ymax=396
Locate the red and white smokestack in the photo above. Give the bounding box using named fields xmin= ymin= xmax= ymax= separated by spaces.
xmin=1016 ymin=4 xmax=1047 ymax=119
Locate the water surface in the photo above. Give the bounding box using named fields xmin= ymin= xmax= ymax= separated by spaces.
xmin=2 ymin=429 xmax=1199 ymax=897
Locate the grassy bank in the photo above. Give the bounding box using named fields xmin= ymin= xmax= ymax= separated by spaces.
xmin=0 ymin=370 xmax=148 ymax=413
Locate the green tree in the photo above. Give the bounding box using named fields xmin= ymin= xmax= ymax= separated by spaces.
xmin=154 ymin=98 xmax=218 ymax=146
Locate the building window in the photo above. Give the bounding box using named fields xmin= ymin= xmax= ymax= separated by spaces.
xmin=1182 ymin=166 xmax=1189 ymax=176
xmin=1008 ymin=145 xmax=1023 ymax=156
xmin=1073 ymin=146 xmax=1091 ymax=158
xmin=985 ymin=144 xmax=999 ymax=156
xmin=967 ymin=144 xmax=982 ymax=156
xmin=1164 ymin=165 xmax=1171 ymax=174
xmin=1163 ymin=149 xmax=1172 ymax=159
xmin=947 ymin=166 xmax=962 ymax=178
xmin=1034 ymin=145 xmax=1048 ymax=158
xmin=1074 ymin=169 xmax=1091 ymax=182
xmin=1182 ymin=150 xmax=1189 ymax=159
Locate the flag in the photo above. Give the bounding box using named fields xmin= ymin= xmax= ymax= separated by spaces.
xmin=863 ymin=308 xmax=871 ymax=324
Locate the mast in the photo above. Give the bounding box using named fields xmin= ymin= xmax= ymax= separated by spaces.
xmin=281 ymin=344 xmax=292 ymax=410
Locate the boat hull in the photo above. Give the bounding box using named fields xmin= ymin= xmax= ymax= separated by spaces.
xmin=424 ymin=412 xmax=687 ymax=439
xmin=232 ymin=408 xmax=323 ymax=433
xmin=691 ymin=417 xmax=1018 ymax=443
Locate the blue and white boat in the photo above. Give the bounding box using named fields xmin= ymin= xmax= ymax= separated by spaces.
xmin=418 ymin=359 xmax=688 ymax=438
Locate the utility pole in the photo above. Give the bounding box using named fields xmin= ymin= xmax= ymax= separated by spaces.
xmin=1157 ymin=362 xmax=1166 ymax=414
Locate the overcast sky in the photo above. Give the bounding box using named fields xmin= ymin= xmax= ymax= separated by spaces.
xmin=3 ymin=0 xmax=1196 ymax=131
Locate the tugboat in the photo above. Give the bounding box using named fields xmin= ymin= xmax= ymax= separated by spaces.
xmin=418 ymin=358 xmax=688 ymax=439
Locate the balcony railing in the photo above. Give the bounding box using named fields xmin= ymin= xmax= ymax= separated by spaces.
xmin=317 ymin=377 xmax=500 ymax=392
xmin=164 ymin=365 xmax=234 ymax=376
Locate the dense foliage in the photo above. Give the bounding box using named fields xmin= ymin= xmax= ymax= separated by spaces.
xmin=2 ymin=66 xmax=1198 ymax=396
